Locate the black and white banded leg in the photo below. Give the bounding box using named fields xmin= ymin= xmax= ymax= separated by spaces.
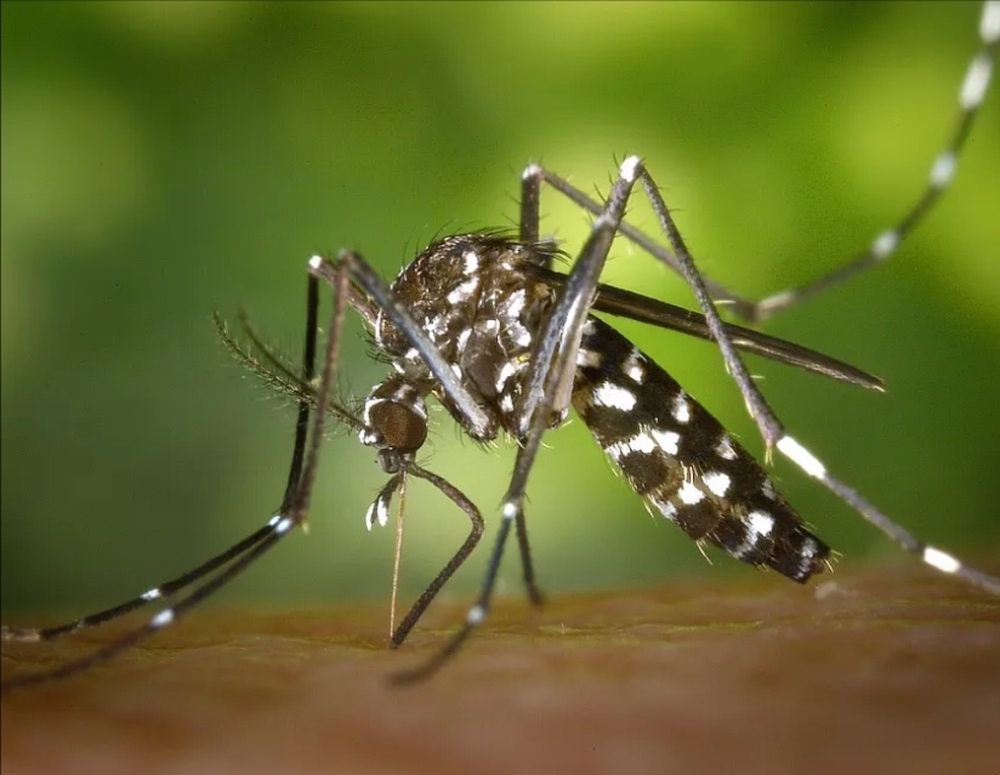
xmin=4 ymin=1 xmax=998 ymax=692
xmin=399 ymin=16 xmax=1000 ymax=667
xmin=631 ymin=160 xmax=1000 ymax=593
xmin=0 ymin=272 xmax=333 ymax=690
xmin=389 ymin=152 xmax=998 ymax=683
xmin=534 ymin=1 xmax=1000 ymax=324
xmin=521 ymin=148 xmax=1000 ymax=595
xmin=1 ymin=259 xmax=486 ymax=690
xmin=379 ymin=158 xmax=649 ymax=682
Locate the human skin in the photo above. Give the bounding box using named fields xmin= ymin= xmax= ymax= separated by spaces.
xmin=3 ymin=563 xmax=999 ymax=775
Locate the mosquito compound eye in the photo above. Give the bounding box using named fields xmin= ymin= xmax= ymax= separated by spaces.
xmin=368 ymin=399 xmax=428 ymax=453
xmin=360 ymin=376 xmax=429 ymax=453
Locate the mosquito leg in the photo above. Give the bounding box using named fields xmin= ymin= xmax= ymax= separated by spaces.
xmin=2 ymin=275 xmax=323 ymax=654
xmin=751 ymin=1 xmax=999 ymax=321
xmin=291 ymin=258 xmax=351 ymax=526
xmin=774 ymin=437 xmax=1000 ymax=595
xmin=388 ymin=507 xmax=507 ymax=685
xmin=1 ymin=516 xmax=296 ymax=692
xmin=0 ymin=521 xmax=276 ymax=645
xmin=1 ymin=273 xmax=329 ymax=691
xmin=532 ymin=4 xmax=999 ymax=325
xmin=391 ymin=157 xmax=645 ymax=683
xmin=533 ymin=166 xmax=753 ymax=314
xmin=635 ymin=165 xmax=1000 ymax=595
xmin=282 ymin=272 xmax=320 ymax=507
xmin=520 ymin=162 xmax=542 ymax=245
xmin=389 ymin=465 xmax=484 ymax=649
xmin=514 ymin=161 xmax=565 ymax=606
xmin=514 ymin=508 xmax=545 ymax=607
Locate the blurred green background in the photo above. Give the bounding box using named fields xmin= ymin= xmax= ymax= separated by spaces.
xmin=3 ymin=1 xmax=999 ymax=620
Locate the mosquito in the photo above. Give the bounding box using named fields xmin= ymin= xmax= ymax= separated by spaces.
xmin=3 ymin=0 xmax=998 ymax=692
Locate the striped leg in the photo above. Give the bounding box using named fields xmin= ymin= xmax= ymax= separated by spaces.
xmin=526 ymin=2 xmax=999 ymax=324
xmin=390 ymin=156 xmax=647 ymax=684
xmin=1 ymin=271 xmax=335 ymax=692
xmin=631 ymin=162 xmax=1000 ymax=595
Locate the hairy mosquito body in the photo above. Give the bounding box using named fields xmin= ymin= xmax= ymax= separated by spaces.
xmin=3 ymin=1 xmax=999 ymax=691
xmin=371 ymin=232 xmax=831 ymax=583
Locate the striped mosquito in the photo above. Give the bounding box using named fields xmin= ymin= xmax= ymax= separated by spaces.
xmin=3 ymin=0 xmax=998 ymax=691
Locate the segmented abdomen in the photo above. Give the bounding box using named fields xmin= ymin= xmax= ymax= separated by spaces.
xmin=572 ymin=316 xmax=829 ymax=582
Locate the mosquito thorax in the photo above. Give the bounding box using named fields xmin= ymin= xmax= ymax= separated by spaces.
xmin=374 ymin=233 xmax=563 ymax=443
